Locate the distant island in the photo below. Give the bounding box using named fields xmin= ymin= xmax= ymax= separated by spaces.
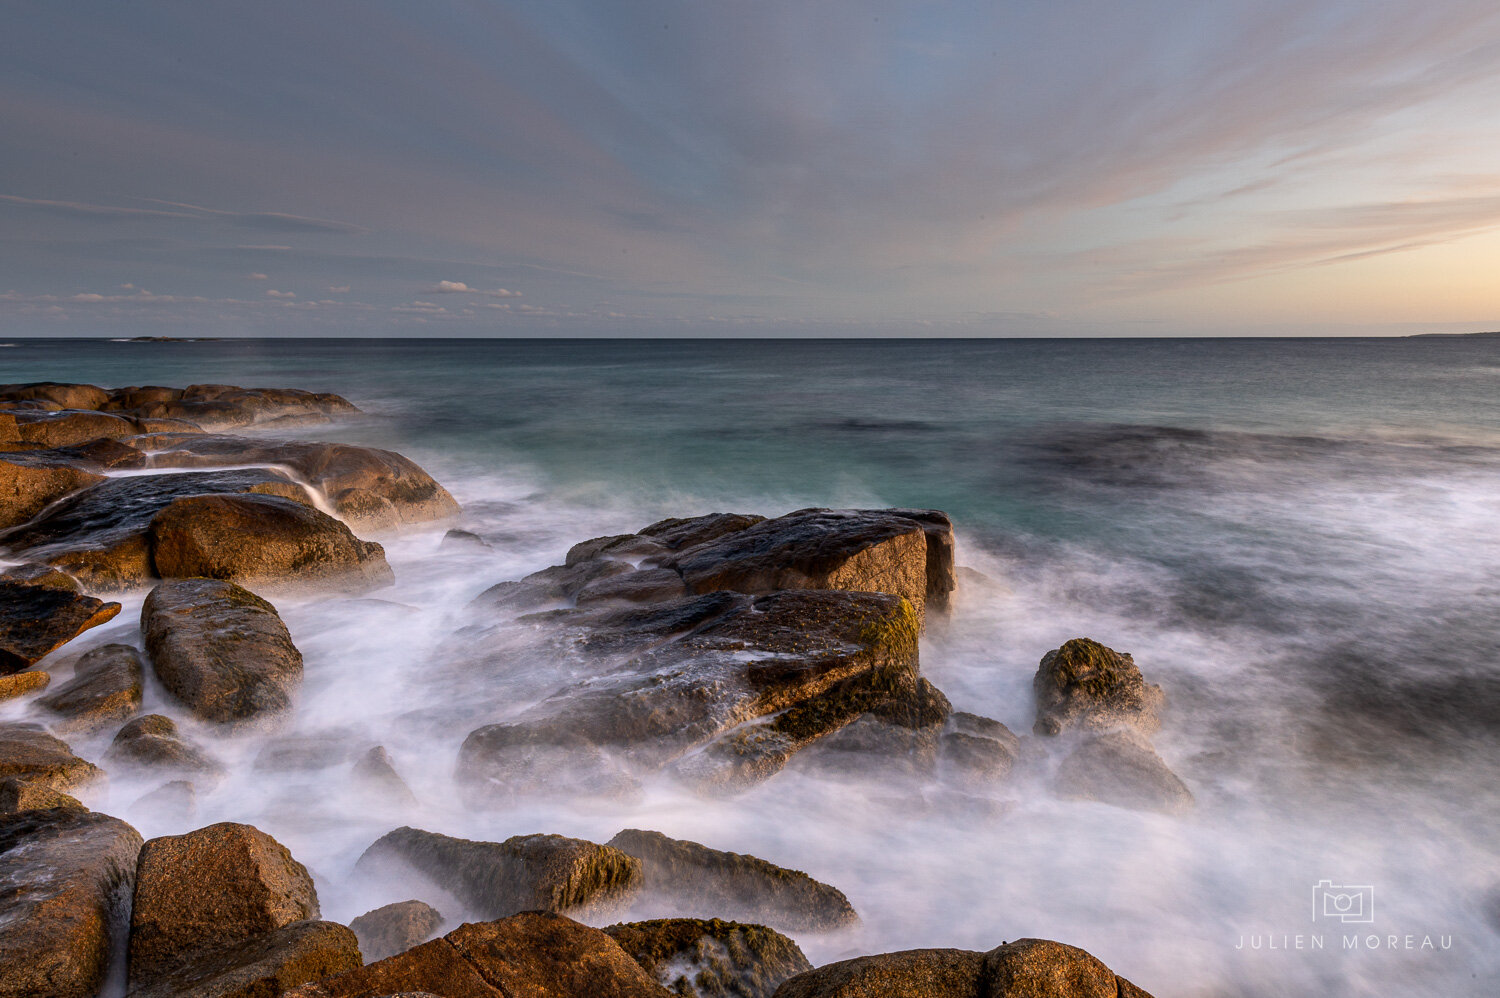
xmin=1408 ymin=330 xmax=1500 ymax=338
xmin=110 ymin=336 xmax=223 ymax=343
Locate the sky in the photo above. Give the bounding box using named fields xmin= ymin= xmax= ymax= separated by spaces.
xmin=3 ymin=1 xmax=1500 ymax=337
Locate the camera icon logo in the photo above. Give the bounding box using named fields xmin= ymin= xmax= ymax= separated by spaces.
xmin=1313 ymin=880 xmax=1375 ymax=924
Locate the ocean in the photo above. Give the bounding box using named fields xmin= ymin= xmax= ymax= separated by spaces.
xmin=4 ymin=335 xmax=1498 ymax=996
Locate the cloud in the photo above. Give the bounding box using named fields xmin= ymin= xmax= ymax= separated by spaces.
xmin=328 ymin=285 xmax=350 ymax=293
xmin=264 ymin=289 xmax=295 ymax=298
xmin=430 ymin=280 xmax=521 ymax=297
xmin=248 ymin=272 xmax=269 ymax=280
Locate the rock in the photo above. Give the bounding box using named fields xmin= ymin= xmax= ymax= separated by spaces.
xmin=469 ymin=557 xmax=634 ymax=613
xmin=121 ymin=384 xmax=360 ymax=430
xmin=1053 ymin=730 xmax=1194 ymax=815
xmin=104 ymin=714 xmax=224 ymax=779
xmin=149 ymin=493 xmax=394 ymax=593
xmin=351 ymin=746 xmax=418 ymax=806
xmin=0 ymin=382 xmax=111 ymax=411
xmin=938 ymin=712 xmax=1021 ymax=786
xmin=0 ymin=562 xmax=81 ymax=590
xmin=606 ymin=918 xmax=811 ymax=998
xmin=128 ymin=920 xmax=361 ymax=998
xmin=666 ymin=508 xmax=951 ymax=624
xmin=771 ymin=949 xmax=984 ymax=998
xmin=128 ymin=780 xmax=198 ymax=825
xmin=2 ymin=437 xmax=147 ymax=472
xmin=0 ymin=454 xmax=104 ymax=529
xmin=127 ymin=821 xmax=321 ymax=989
xmin=0 ymin=469 xmax=310 ymax=589
xmin=0 ymin=775 xmax=86 ymax=813
xmin=607 ymin=829 xmax=857 ymax=933
xmin=141 ymin=579 xmax=304 ymax=724
xmin=566 ymin=532 xmax=671 ymax=565
xmin=771 ymin=938 xmax=1154 ymax=998
xmin=638 ymin=512 xmax=767 ymax=551
xmin=440 ymin=528 xmax=490 ymax=550
xmin=0 ymin=669 xmax=49 ymax=701
xmin=254 ymin=733 xmax=361 ymax=773
xmin=6 ymin=409 xmax=139 ymax=448
xmin=288 ymin=911 xmax=672 ymax=998
xmin=0 ymin=580 xmax=121 ymax=673
xmin=457 ymin=590 xmax=922 ymax=797
xmin=0 ymin=807 xmax=143 ymax=998
xmin=0 ymin=722 xmax=104 ymax=792
xmin=350 ymin=900 xmax=445 ymax=963
xmin=35 ymin=643 xmax=144 ymax=734
xmin=574 ymin=566 xmax=690 ymax=606
xmin=143 ymin=436 xmax=459 ymax=530
xmin=1032 ymin=638 xmax=1164 ymax=736
xmin=357 ymin=826 xmax=641 ymax=922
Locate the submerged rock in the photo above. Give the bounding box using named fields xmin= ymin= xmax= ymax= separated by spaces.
xmin=35 ymin=643 xmax=145 ymax=734
xmin=127 ymin=821 xmax=322 ymax=990
xmin=104 ymin=714 xmax=224 ymax=780
xmin=351 ymin=745 xmax=418 ymax=807
xmin=0 ymin=722 xmax=104 ymax=792
xmin=148 ymin=493 xmax=394 ymax=593
xmin=350 ymin=900 xmax=446 ymax=963
xmin=141 ymin=578 xmax=304 ymax=725
xmin=606 ymin=918 xmax=811 ymax=998
xmin=0 ymin=580 xmax=121 ymax=673
xmin=127 ymin=780 xmax=198 ymax=825
xmin=607 ymin=829 xmax=857 ymax=933
xmin=286 ymin=911 xmax=672 ymax=998
xmin=1053 ymin=730 xmax=1194 ymax=815
xmin=356 ymin=826 xmax=641 ymax=922
xmin=938 ymin=712 xmax=1022 ymax=786
xmin=0 ymin=807 xmax=143 ymax=998
xmin=1032 ymin=638 xmax=1164 ymax=737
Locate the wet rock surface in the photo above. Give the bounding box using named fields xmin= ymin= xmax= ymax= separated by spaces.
xmin=141 ymin=579 xmax=304 ymax=724
xmin=0 ymin=775 xmax=86 ymax=814
xmin=35 ymin=642 xmax=145 ymax=734
xmin=606 ymin=918 xmax=812 ymax=998
xmin=0 ymin=722 xmax=104 ymax=792
xmin=104 ymin=714 xmax=224 ymax=780
xmin=127 ymin=821 xmax=322 ymax=990
xmin=1033 ymin=638 xmax=1164 ymax=737
xmin=350 ymin=900 xmax=446 ymax=963
xmin=357 ymin=826 xmax=641 ymax=921
xmin=608 ymin=828 xmax=858 ymax=933
xmin=0 ymin=807 xmax=143 ymax=998
xmin=0 ymin=580 xmax=120 ymax=673
xmin=0 ymin=669 xmax=50 ymax=701
xmin=129 ymin=919 xmax=362 ymax=998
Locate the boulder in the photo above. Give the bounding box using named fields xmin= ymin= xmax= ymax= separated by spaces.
xmin=149 ymin=493 xmax=393 ymax=593
xmin=0 ymin=807 xmax=143 ymax=998
xmin=607 ymin=829 xmax=857 ymax=933
xmin=351 ymin=746 xmax=418 ymax=807
xmin=120 ymin=384 xmax=359 ymax=430
xmin=0 ymin=775 xmax=85 ymax=814
xmin=468 ymin=557 xmax=633 ymax=613
xmin=574 ymin=567 xmax=690 ymax=606
xmin=0 ymin=669 xmax=49 ymax=702
xmin=938 ymin=713 xmax=1021 ymax=786
xmin=286 ymin=911 xmax=672 ymax=998
xmin=771 ymin=938 xmax=1154 ymax=998
xmin=457 ymin=590 xmax=921 ymax=798
xmin=127 ymin=821 xmax=321 ymax=989
xmin=0 ymin=562 xmax=81 ymax=590
xmin=0 ymin=455 xmax=104 ymax=529
xmin=0 ymin=722 xmax=104 ymax=792
xmin=638 ymin=512 xmax=767 ymax=551
xmin=1053 ymin=731 xmax=1194 ymax=815
xmin=0 ymin=382 xmax=112 ymax=411
xmin=127 ymin=919 xmax=362 ymax=998
xmin=35 ymin=643 xmax=144 ymax=734
xmin=6 ymin=409 xmax=139 ymax=448
xmin=0 ymin=469 xmax=310 ymax=589
xmin=350 ymin=900 xmax=445 ymax=963
xmin=0 ymin=580 xmax=121 ymax=673
xmin=1032 ymin=639 xmax=1164 ymax=736
xmin=606 ymin=918 xmax=811 ymax=998
xmin=356 ymin=826 xmax=641 ymax=921
xmin=666 ymin=508 xmax=954 ymax=623
xmin=141 ymin=579 xmax=304 ymax=724
xmin=104 ymin=714 xmax=224 ymax=779
xmin=440 ymin=528 xmax=491 ymax=551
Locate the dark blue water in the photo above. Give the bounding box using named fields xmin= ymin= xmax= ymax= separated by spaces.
xmin=4 ymin=336 xmax=1497 ymax=996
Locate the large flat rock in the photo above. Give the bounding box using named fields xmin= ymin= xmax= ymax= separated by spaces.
xmin=0 ymin=807 xmax=143 ymax=998
xmin=141 ymin=579 xmax=304 ymax=725
xmin=0 ymin=580 xmax=120 ymax=673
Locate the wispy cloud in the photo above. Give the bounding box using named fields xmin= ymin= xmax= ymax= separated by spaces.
xmin=430 ymin=280 xmax=521 ymax=297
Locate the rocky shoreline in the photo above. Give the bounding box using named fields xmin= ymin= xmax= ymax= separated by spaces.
xmin=0 ymin=381 xmax=1183 ymax=997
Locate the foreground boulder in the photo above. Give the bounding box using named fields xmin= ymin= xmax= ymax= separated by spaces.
xmin=608 ymin=829 xmax=857 ymax=933
xmin=1053 ymin=730 xmax=1194 ymax=815
xmin=141 ymin=579 xmax=304 ymax=724
xmin=35 ymin=643 xmax=144 ymax=734
xmin=606 ymin=918 xmax=811 ymax=998
xmin=128 ymin=919 xmax=361 ymax=998
xmin=127 ymin=821 xmax=321 ymax=990
xmin=149 ymin=493 xmax=394 ymax=593
xmin=0 ymin=807 xmax=143 ymax=998
xmin=457 ymin=590 xmax=922 ymax=798
xmin=350 ymin=900 xmax=445 ymax=963
xmin=773 ymin=938 xmax=1154 ymax=998
xmin=0 ymin=580 xmax=120 ymax=673
xmin=0 ymin=722 xmax=104 ymax=792
xmin=284 ymin=911 xmax=672 ymax=998
xmin=357 ymin=826 xmax=641 ymax=921
xmin=1032 ymin=638 xmax=1164 ymax=736
xmin=0 ymin=775 xmax=86 ymax=813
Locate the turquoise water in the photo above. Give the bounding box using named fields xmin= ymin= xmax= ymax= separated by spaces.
xmin=4 ymin=336 xmax=1498 ymax=995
